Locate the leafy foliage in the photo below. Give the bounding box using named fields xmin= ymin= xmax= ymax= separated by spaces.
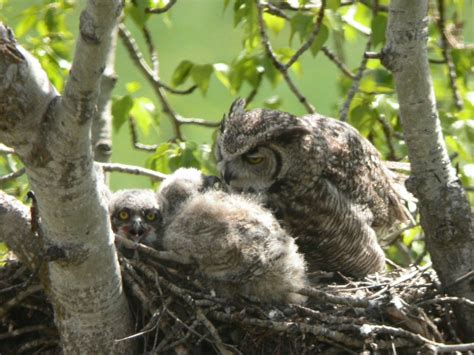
xmin=1 ymin=0 xmax=473 ymax=267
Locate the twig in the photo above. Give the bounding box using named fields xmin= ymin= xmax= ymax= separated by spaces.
xmin=209 ymin=310 xmax=363 ymax=348
xmin=196 ymin=308 xmax=236 ymax=355
xmin=341 ymin=0 xmax=388 ymax=12
xmin=0 ymin=145 xmax=15 ymax=155
xmin=115 ymin=235 xmax=182 ymax=262
xmin=377 ymin=114 xmax=398 ymax=160
xmin=284 ymin=0 xmax=326 ymax=70
xmin=0 ymin=325 xmax=53 ymax=341
xmin=0 ymin=167 xmax=26 ymax=183
xmin=98 ymin=162 xmax=167 ymax=181
xmin=298 ymin=286 xmax=371 ymax=308
xmin=142 ymin=25 xmax=158 ymax=75
xmin=146 ymin=0 xmax=177 ymax=14
xmin=0 ymin=284 xmax=43 ymax=318
xmin=256 ymin=0 xmax=315 ymax=113
xmin=339 ymin=40 xmax=371 ymax=121
xmin=436 ymin=0 xmax=463 ymax=110
xmin=322 ymin=46 xmax=356 ymax=79
xmin=119 ymin=24 xmax=214 ymax=140
xmin=128 ymin=117 xmax=159 ymax=152
xmin=417 ymin=296 xmax=474 ymax=308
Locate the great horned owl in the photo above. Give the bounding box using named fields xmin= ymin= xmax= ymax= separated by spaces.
xmin=109 ymin=189 xmax=162 ymax=247
xmin=216 ymin=99 xmax=412 ymax=278
xmin=156 ymin=168 xmax=307 ymax=304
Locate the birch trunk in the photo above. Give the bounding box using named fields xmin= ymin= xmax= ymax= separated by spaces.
xmin=382 ymin=0 xmax=474 ymax=340
xmin=0 ymin=0 xmax=134 ymax=352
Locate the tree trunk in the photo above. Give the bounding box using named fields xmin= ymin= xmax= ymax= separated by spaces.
xmin=382 ymin=0 xmax=474 ymax=340
xmin=0 ymin=0 xmax=134 ymax=352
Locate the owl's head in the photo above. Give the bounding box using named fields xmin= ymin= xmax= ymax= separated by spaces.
xmin=156 ymin=168 xmax=220 ymax=223
xmin=109 ymin=189 xmax=162 ymax=246
xmin=216 ymin=99 xmax=311 ymax=193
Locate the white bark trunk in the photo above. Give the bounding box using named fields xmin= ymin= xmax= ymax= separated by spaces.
xmin=0 ymin=0 xmax=134 ymax=352
xmin=383 ymin=0 xmax=473 ymax=340
xmin=92 ymin=26 xmax=117 ymax=164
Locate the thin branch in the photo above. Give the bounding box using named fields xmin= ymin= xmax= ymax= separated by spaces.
xmin=0 ymin=284 xmax=43 ymax=318
xmin=118 ymin=24 xmax=216 ymax=140
xmin=0 ymin=145 xmax=15 ymax=155
xmin=436 ymin=0 xmax=463 ymax=110
xmin=129 ymin=116 xmax=158 ymax=152
xmin=322 ymin=46 xmax=356 ymax=79
xmin=417 ymin=296 xmax=474 ymax=308
xmin=284 ymin=0 xmax=326 ymax=70
xmin=298 ymin=286 xmax=372 ymax=308
xmin=340 ymin=40 xmax=371 ymax=121
xmin=0 ymin=167 xmax=26 ymax=183
xmin=146 ymin=0 xmax=177 ymax=14
xmin=142 ymin=25 xmax=159 ymax=75
xmin=256 ymin=0 xmax=315 ymax=113
xmin=99 ymin=162 xmax=167 ymax=181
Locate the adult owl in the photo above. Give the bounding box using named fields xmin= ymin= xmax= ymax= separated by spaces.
xmin=216 ymin=99 xmax=411 ymax=278
xmin=156 ymin=168 xmax=307 ymax=304
xmin=109 ymin=189 xmax=162 ymax=247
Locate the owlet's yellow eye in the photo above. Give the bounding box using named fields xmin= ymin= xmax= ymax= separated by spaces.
xmin=118 ymin=210 xmax=129 ymax=220
xmin=145 ymin=212 xmax=157 ymax=221
xmin=246 ymin=156 xmax=264 ymax=165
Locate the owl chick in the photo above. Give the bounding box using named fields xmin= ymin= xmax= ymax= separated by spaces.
xmin=156 ymin=168 xmax=307 ymax=304
xmin=109 ymin=189 xmax=162 ymax=247
xmin=216 ymin=99 xmax=412 ymax=278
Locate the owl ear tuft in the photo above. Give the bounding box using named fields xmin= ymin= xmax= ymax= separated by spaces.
xmin=229 ymin=98 xmax=246 ymax=117
xmin=272 ymin=126 xmax=311 ymax=145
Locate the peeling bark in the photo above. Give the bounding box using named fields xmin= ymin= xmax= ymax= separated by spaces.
xmin=382 ymin=0 xmax=474 ymax=340
xmin=0 ymin=0 xmax=134 ymax=352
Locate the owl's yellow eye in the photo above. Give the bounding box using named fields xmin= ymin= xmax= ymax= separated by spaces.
xmin=145 ymin=212 xmax=157 ymax=221
xmin=118 ymin=210 xmax=129 ymax=220
xmin=246 ymin=156 xmax=264 ymax=165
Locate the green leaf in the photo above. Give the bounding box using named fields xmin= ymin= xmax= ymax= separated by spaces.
xmin=371 ymin=13 xmax=388 ymax=48
xmin=112 ymin=95 xmax=134 ymax=132
xmin=172 ymin=60 xmax=194 ymax=86
xmin=327 ymin=0 xmax=341 ymax=11
xmin=213 ymin=63 xmax=231 ymax=89
xmin=310 ymin=23 xmax=329 ymax=56
xmin=290 ymin=13 xmax=313 ymax=43
xmin=191 ymin=64 xmax=214 ymax=95
xmin=147 ymin=142 xmax=172 ymax=174
xmin=126 ymin=81 xmax=141 ymax=93
xmin=263 ymin=12 xmax=285 ymax=35
xmin=127 ymin=0 xmax=151 ymax=27
xmin=264 ymin=95 xmax=282 ymax=109
xmin=131 ymin=97 xmax=157 ymax=136
xmin=16 ymin=8 xmax=38 ymax=37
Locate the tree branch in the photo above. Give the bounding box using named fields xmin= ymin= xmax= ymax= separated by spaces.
xmin=256 ymin=0 xmax=315 ymax=113
xmin=382 ymin=0 xmax=474 ymax=340
xmin=0 ymin=0 xmax=134 ymax=350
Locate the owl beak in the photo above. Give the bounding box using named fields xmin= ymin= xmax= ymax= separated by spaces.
xmin=223 ymin=169 xmax=235 ymax=185
xmin=130 ymin=220 xmax=146 ymax=238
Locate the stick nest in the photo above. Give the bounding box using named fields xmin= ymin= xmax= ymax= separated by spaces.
xmin=0 ymin=244 xmax=471 ymax=354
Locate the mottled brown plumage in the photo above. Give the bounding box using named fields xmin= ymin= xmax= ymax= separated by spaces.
xmin=216 ymin=99 xmax=411 ymax=277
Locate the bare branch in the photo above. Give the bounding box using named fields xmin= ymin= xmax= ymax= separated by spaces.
xmin=99 ymin=162 xmax=167 ymax=181
xmin=435 ymin=0 xmax=463 ymax=110
xmin=256 ymin=0 xmax=315 ymax=113
xmin=339 ymin=40 xmax=371 ymax=121
xmin=0 ymin=145 xmax=15 ymax=155
xmin=322 ymin=46 xmax=356 ymax=79
xmin=0 ymin=167 xmax=25 ymax=183
xmin=284 ymin=0 xmax=326 ymax=70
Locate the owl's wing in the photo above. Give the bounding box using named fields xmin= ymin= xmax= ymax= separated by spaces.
xmin=313 ymin=117 xmax=411 ymax=230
